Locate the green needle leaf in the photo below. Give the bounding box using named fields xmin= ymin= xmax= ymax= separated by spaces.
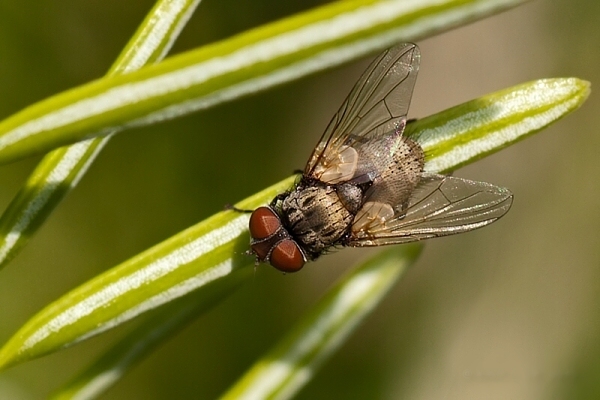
xmin=0 ymin=176 xmax=296 ymax=371
xmin=219 ymin=245 xmax=422 ymax=400
xmin=0 ymin=0 xmax=202 ymax=269
xmin=408 ymin=78 xmax=591 ymax=173
xmin=0 ymin=0 xmax=525 ymax=164
xmin=50 ymin=267 xmax=252 ymax=400
xmin=0 ymin=77 xmax=588 ymax=372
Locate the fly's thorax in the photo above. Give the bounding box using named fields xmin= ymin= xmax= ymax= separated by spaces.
xmin=281 ymin=184 xmax=353 ymax=255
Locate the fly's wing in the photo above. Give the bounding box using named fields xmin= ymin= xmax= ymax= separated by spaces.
xmin=358 ymin=135 xmax=424 ymax=211
xmin=305 ymin=43 xmax=420 ymax=184
xmin=348 ymin=174 xmax=513 ymax=246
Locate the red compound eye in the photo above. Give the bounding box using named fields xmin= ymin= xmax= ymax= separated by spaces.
xmin=249 ymin=206 xmax=306 ymax=272
xmin=249 ymin=206 xmax=281 ymax=240
xmin=270 ymin=239 xmax=305 ymax=273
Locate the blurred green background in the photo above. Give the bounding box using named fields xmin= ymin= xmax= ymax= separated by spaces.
xmin=0 ymin=0 xmax=598 ymax=399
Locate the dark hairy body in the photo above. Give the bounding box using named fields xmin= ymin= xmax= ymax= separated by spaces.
xmin=276 ymin=135 xmax=424 ymax=260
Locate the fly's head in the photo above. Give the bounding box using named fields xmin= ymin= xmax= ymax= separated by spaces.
xmin=248 ymin=205 xmax=307 ymax=273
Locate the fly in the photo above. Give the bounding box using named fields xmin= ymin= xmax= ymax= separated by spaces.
xmin=248 ymin=43 xmax=513 ymax=273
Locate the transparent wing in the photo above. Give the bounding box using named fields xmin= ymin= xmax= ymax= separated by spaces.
xmin=305 ymin=43 xmax=420 ymax=184
xmin=358 ymin=135 xmax=424 ymax=211
xmin=348 ymin=174 xmax=513 ymax=246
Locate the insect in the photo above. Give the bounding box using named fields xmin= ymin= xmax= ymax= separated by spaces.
xmin=248 ymin=43 xmax=513 ymax=273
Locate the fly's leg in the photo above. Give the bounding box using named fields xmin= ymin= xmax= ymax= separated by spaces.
xmin=225 ymin=190 xmax=289 ymax=213
xmin=224 ymin=204 xmax=253 ymax=213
